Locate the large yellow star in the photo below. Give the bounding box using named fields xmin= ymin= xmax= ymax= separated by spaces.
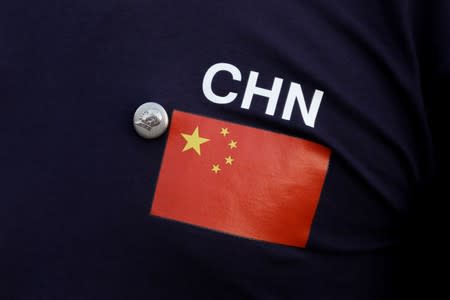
xmin=181 ymin=126 xmax=210 ymax=155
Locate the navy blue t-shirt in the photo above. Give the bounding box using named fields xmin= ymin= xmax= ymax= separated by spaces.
xmin=1 ymin=1 xmax=449 ymax=299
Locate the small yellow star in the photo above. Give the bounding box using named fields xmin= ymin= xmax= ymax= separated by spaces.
xmin=181 ymin=126 xmax=210 ymax=155
xmin=224 ymin=156 xmax=234 ymax=165
xmin=220 ymin=128 xmax=230 ymax=137
xmin=211 ymin=164 xmax=221 ymax=174
xmin=228 ymin=140 xmax=238 ymax=149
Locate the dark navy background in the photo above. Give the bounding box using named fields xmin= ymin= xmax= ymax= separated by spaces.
xmin=1 ymin=1 xmax=448 ymax=299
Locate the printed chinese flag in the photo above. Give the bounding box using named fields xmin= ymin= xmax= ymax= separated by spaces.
xmin=151 ymin=110 xmax=331 ymax=248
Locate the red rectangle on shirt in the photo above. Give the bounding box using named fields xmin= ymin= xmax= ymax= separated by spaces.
xmin=151 ymin=110 xmax=331 ymax=248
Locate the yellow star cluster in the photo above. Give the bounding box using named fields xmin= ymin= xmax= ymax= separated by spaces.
xmin=180 ymin=126 xmax=238 ymax=175
xmin=211 ymin=128 xmax=237 ymax=174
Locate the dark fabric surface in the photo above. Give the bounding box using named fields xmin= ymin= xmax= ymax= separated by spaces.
xmin=1 ymin=1 xmax=448 ymax=299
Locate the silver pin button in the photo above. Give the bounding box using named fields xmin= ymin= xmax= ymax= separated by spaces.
xmin=133 ymin=102 xmax=169 ymax=139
